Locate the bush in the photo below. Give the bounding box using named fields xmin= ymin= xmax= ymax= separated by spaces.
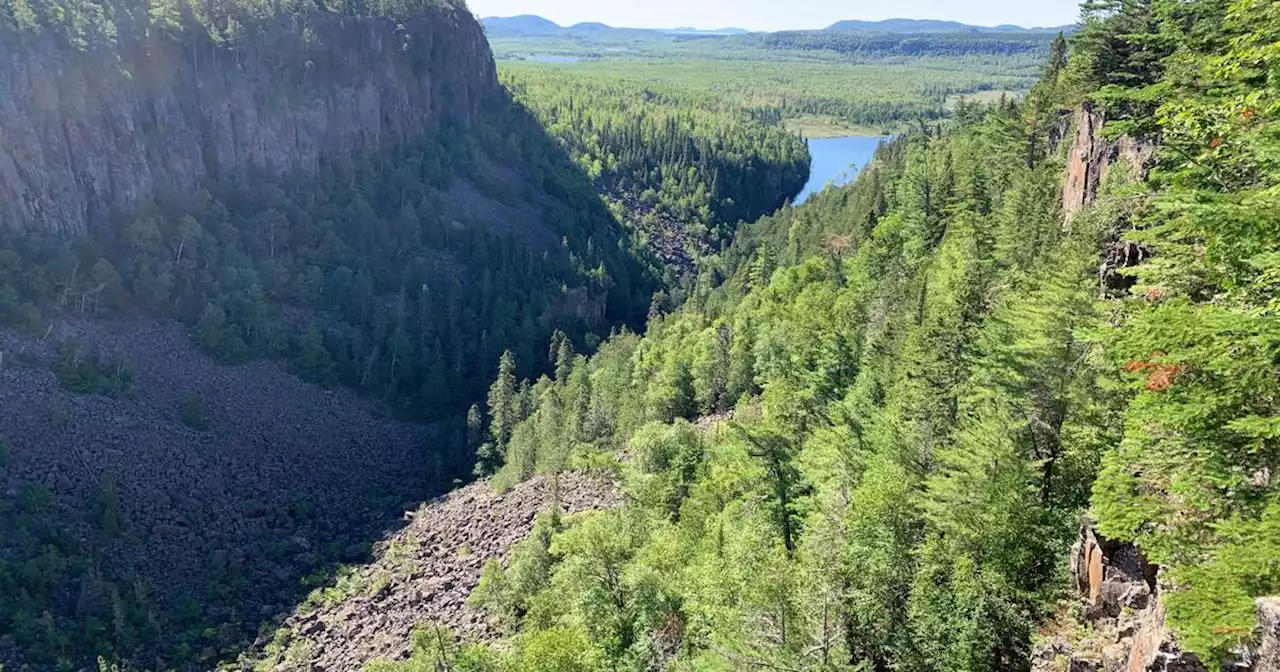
xmin=53 ymin=342 xmax=133 ymax=398
xmin=178 ymin=392 xmax=211 ymax=431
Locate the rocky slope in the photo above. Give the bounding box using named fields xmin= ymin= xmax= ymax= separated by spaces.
xmin=0 ymin=321 xmax=443 ymax=668
xmin=240 ymin=472 xmax=621 ymax=671
xmin=0 ymin=3 xmax=496 ymax=236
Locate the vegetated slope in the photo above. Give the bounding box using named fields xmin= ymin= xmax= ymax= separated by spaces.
xmin=825 ymin=18 xmax=1071 ymax=33
xmin=488 ymin=49 xmax=1044 ymax=142
xmin=481 ymin=15 xmax=562 ymax=36
xmin=0 ymin=0 xmax=662 ymax=669
xmin=244 ymin=472 xmax=620 ymax=671
xmin=375 ymin=2 xmax=1280 ymax=668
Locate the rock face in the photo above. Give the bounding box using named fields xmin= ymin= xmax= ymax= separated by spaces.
xmin=0 ymin=4 xmax=498 ymax=236
xmin=240 ymin=472 xmax=621 ymax=671
xmin=1061 ymin=102 xmax=1155 ymax=220
xmin=1035 ymin=523 xmax=1207 ymax=672
xmin=1259 ymin=598 xmax=1280 ymax=672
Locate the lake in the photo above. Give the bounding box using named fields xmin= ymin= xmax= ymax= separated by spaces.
xmin=796 ymin=136 xmax=891 ymax=204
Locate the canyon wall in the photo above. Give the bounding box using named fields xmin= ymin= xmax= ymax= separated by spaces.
xmin=0 ymin=4 xmax=498 ymax=236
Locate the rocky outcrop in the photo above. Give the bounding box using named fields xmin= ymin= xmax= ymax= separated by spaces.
xmin=1259 ymin=598 xmax=1280 ymax=672
xmin=239 ymin=472 xmax=621 ymax=671
xmin=0 ymin=5 xmax=498 ymax=236
xmin=1036 ymin=523 xmax=1206 ymax=672
xmin=1071 ymin=525 xmax=1157 ymax=619
xmin=1062 ymin=102 xmax=1155 ymax=220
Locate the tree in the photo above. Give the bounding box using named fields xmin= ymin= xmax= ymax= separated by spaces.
xmin=465 ymin=404 xmax=484 ymax=451
xmin=480 ymin=350 xmax=517 ymax=476
xmin=733 ymin=423 xmax=806 ymax=556
xmin=295 ymin=326 xmax=337 ymax=386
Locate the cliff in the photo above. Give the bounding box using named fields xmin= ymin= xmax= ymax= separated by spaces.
xmin=0 ymin=3 xmax=498 ymax=236
xmin=1034 ymin=523 xmax=1280 ymax=672
xmin=1061 ymin=102 xmax=1154 ymax=221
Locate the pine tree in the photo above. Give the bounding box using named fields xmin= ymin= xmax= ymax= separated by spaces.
xmin=481 ymin=350 xmax=518 ymax=476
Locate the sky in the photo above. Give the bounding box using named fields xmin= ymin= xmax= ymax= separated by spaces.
xmin=465 ymin=0 xmax=1084 ymax=32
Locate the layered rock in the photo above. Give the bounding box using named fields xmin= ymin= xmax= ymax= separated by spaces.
xmin=1035 ymin=524 xmax=1206 ymax=672
xmin=1061 ymin=102 xmax=1155 ymax=221
xmin=0 ymin=4 xmax=498 ymax=236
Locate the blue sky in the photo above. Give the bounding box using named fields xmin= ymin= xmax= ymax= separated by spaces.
xmin=466 ymin=0 xmax=1083 ymax=31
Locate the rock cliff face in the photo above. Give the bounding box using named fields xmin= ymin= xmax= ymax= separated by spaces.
xmin=1036 ymin=524 xmax=1280 ymax=672
xmin=1035 ymin=524 xmax=1207 ymax=672
xmin=0 ymin=4 xmax=498 ymax=236
xmin=1062 ymin=102 xmax=1155 ymax=221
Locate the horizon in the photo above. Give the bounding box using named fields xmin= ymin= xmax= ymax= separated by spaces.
xmin=466 ymin=0 xmax=1082 ymax=32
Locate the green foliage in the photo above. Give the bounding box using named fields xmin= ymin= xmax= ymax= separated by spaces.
xmin=491 ymin=31 xmax=1053 ymax=136
xmin=0 ymin=80 xmax=661 ymax=434
xmin=53 ymin=341 xmax=133 ymax=398
xmin=0 ymin=479 xmax=151 ymax=667
xmin=473 ymin=89 xmax=1102 ymax=670
xmin=502 ymin=66 xmax=810 ymax=245
xmin=469 ymin=515 xmax=558 ymax=632
xmin=1082 ymin=0 xmax=1280 ymax=660
xmin=366 ymin=624 xmax=502 ymax=672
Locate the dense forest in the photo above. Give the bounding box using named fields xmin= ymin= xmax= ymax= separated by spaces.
xmin=377 ymin=1 xmax=1280 ymax=670
xmin=501 ymin=66 xmax=810 ymax=268
xmin=751 ymin=29 xmax=1060 ymax=59
xmin=488 ymin=27 xmax=1051 ymax=137
xmin=0 ymin=109 xmax=655 ymax=420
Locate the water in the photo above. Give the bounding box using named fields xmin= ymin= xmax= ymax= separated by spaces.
xmin=521 ymin=54 xmax=581 ymax=63
xmin=796 ymin=136 xmax=891 ymax=204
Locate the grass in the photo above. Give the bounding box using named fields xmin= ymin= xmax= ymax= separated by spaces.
xmin=784 ymin=115 xmax=892 ymax=138
xmin=945 ymin=89 xmax=1022 ymax=108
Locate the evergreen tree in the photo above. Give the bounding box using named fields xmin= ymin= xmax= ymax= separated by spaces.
xmin=480 ymin=350 xmax=518 ymax=476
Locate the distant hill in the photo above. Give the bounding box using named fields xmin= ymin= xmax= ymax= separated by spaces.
xmin=481 ymin=14 xmax=562 ymax=36
xmin=667 ymin=27 xmax=750 ymax=35
xmin=567 ymin=21 xmax=614 ymax=32
xmin=826 ymin=18 xmax=1073 ymax=33
xmin=481 ymin=14 xmax=1070 ymax=40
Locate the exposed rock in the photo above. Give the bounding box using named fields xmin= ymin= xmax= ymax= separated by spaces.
xmin=1124 ymin=599 xmax=1205 ymax=672
xmin=1037 ymin=522 xmax=1206 ymax=672
xmin=0 ymin=6 xmax=498 ymax=236
xmin=1071 ymin=523 xmax=1156 ymax=620
xmin=0 ymin=320 xmax=442 ymax=668
xmin=1259 ymin=598 xmax=1280 ymax=672
xmin=1062 ymin=102 xmax=1156 ymax=221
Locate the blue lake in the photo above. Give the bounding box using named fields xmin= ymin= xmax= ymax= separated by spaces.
xmin=796 ymin=136 xmax=891 ymax=204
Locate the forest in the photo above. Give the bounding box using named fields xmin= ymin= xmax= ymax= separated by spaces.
xmin=488 ymin=26 xmax=1052 ymax=137
xmin=379 ymin=0 xmax=1280 ymax=670
xmin=2 ymin=0 xmax=1278 ymax=669
xmin=500 ymin=66 xmax=811 ymax=272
